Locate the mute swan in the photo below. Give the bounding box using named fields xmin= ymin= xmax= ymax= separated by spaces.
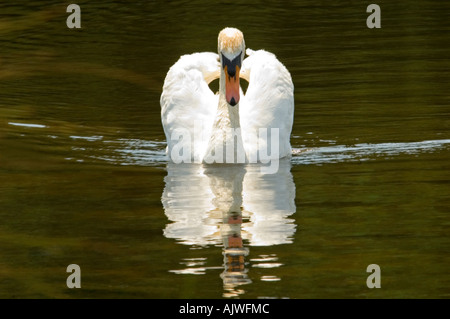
xmin=160 ymin=27 xmax=294 ymax=164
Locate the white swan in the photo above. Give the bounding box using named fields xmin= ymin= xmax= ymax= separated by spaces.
xmin=160 ymin=27 xmax=294 ymax=164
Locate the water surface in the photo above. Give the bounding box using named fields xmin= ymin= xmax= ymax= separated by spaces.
xmin=0 ymin=1 xmax=449 ymax=298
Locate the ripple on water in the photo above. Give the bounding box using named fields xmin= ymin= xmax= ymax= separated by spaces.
xmin=7 ymin=120 xmax=449 ymax=167
xmin=291 ymin=139 xmax=450 ymax=165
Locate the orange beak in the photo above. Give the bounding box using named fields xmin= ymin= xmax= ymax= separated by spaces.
xmin=224 ymin=65 xmax=240 ymax=106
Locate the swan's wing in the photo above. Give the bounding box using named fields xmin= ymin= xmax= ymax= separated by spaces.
xmin=160 ymin=52 xmax=220 ymax=162
xmin=240 ymin=49 xmax=294 ymax=160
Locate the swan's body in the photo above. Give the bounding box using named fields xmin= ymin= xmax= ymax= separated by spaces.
xmin=161 ymin=28 xmax=294 ymax=164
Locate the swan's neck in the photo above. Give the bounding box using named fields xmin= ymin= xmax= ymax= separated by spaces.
xmin=217 ymin=71 xmax=240 ymax=129
xmin=202 ymin=71 xmax=244 ymax=163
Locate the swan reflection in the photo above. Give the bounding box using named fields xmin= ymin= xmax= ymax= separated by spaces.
xmin=162 ymin=159 xmax=296 ymax=297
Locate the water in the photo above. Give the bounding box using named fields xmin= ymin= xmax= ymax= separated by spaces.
xmin=0 ymin=1 xmax=449 ymax=298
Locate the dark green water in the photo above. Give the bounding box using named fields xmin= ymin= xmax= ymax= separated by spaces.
xmin=0 ymin=1 xmax=449 ymax=298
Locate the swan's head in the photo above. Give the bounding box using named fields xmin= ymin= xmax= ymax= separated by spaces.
xmin=218 ymin=27 xmax=245 ymax=106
